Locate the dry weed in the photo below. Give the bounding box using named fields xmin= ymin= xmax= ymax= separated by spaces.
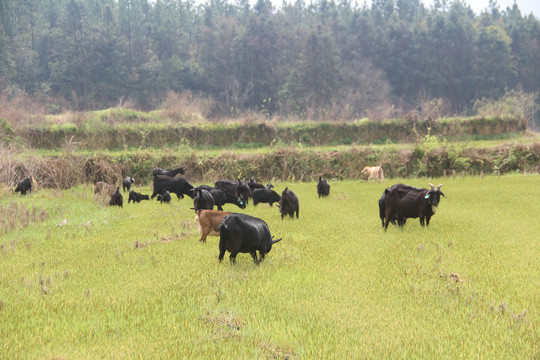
xmin=0 ymin=92 xmax=47 ymax=130
xmin=160 ymin=91 xmax=213 ymax=122
xmin=201 ymin=310 xmax=245 ymax=341
xmin=0 ymin=202 xmax=49 ymax=235
xmin=260 ymin=341 xmax=296 ymax=359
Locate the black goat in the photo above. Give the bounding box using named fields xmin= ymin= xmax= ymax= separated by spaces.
xmin=215 ymin=179 xmax=251 ymax=204
xmin=151 ymin=175 xmax=194 ymax=200
xmin=128 ymin=191 xmax=150 ymax=203
xmin=253 ymin=189 xmax=281 ymax=206
xmin=378 ymin=184 xmax=416 ymax=227
xmin=219 ymin=213 xmax=282 ymax=264
xmin=209 ymin=188 xmax=246 ymax=211
xmin=109 ymin=187 xmax=123 ymax=207
xmin=384 ymin=183 xmax=446 ymax=230
xmin=317 ymin=176 xmax=330 ymax=198
xmin=14 ymin=176 xmax=37 ymax=196
xmin=280 ymin=187 xmax=299 ymax=219
xmin=123 ymin=177 xmax=135 ymax=192
xmin=152 ymin=166 xmax=185 ymax=177
xmin=193 ymin=187 xmax=215 ymax=211
xmin=247 ymin=177 xmax=274 ymax=192
xmin=157 ymin=190 xmax=172 ymax=204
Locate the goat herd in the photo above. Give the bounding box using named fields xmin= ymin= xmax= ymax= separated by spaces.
xmin=11 ymin=165 xmax=445 ymax=264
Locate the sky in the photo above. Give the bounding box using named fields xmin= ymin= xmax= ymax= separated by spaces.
xmin=270 ymin=0 xmax=540 ymax=18
xmin=412 ymin=0 xmax=540 ymax=18
xmin=190 ymin=0 xmax=540 ymax=18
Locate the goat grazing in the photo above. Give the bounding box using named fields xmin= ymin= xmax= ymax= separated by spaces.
xmin=219 ymin=213 xmax=282 ymax=264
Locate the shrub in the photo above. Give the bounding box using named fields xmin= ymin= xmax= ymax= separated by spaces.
xmin=0 ymin=118 xmax=20 ymax=146
xmin=474 ymin=88 xmax=537 ymax=129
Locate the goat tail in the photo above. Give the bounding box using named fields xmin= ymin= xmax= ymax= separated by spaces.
xmin=272 ymin=237 xmax=282 ymax=245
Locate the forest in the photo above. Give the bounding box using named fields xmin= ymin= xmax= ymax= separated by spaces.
xmin=0 ymin=0 xmax=539 ymax=119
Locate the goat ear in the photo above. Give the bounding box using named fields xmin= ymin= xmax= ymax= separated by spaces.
xmin=440 ymin=191 xmax=446 ymax=198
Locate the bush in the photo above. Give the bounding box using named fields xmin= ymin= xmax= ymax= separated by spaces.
xmin=0 ymin=118 xmax=19 ymax=146
xmin=474 ymin=88 xmax=537 ymax=130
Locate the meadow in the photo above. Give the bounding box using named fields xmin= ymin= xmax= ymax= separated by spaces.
xmin=0 ymin=175 xmax=539 ymax=359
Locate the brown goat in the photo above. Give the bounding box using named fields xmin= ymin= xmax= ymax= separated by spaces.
xmin=195 ymin=209 xmax=233 ymax=243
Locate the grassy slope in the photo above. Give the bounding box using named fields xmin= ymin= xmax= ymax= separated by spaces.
xmin=0 ymin=175 xmax=539 ymax=359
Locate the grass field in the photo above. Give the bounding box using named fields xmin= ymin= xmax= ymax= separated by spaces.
xmin=1 ymin=175 xmax=539 ymax=359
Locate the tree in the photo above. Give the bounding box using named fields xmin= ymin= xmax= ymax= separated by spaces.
xmin=340 ymin=60 xmax=392 ymax=118
xmin=503 ymin=5 xmax=540 ymax=94
xmin=196 ymin=16 xmax=246 ymax=115
xmin=236 ymin=8 xmax=278 ymax=113
xmin=425 ymin=2 xmax=476 ymax=111
xmin=282 ymin=30 xmax=341 ymax=118
xmin=47 ymin=0 xmax=90 ymax=106
xmin=0 ymin=20 xmax=15 ymax=86
xmin=473 ymin=24 xmax=513 ymax=99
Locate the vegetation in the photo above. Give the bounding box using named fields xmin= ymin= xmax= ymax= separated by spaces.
xmin=0 ymin=177 xmax=538 ymax=358
xmin=0 ymin=0 xmax=539 ymax=122
xmin=1 ymin=97 xmax=539 ymax=189
xmin=1 ymin=135 xmax=539 ymax=190
xmin=7 ymin=115 xmax=527 ymax=150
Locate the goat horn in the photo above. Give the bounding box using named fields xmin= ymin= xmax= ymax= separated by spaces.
xmin=437 ymin=184 xmax=443 ymax=190
xmin=428 ymin=183 xmax=435 ymax=190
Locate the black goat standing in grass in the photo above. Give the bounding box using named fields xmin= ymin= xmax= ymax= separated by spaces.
xmin=317 ymin=176 xmax=330 ymax=198
xmin=14 ymin=176 xmax=37 ymax=196
xmin=123 ymin=177 xmax=135 ymax=192
xmin=280 ymin=187 xmax=299 ymax=219
xmin=158 ymin=191 xmax=172 ymax=204
xmin=109 ymin=187 xmax=123 ymax=207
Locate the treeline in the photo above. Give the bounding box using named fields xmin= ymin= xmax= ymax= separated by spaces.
xmin=0 ymin=0 xmax=539 ymax=118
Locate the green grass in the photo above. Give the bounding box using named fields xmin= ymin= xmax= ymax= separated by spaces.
xmin=1 ymin=175 xmax=539 ymax=358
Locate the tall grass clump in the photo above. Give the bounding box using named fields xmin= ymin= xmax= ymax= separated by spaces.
xmin=160 ymin=91 xmax=214 ymax=122
xmin=0 ymin=202 xmax=49 ymax=235
xmin=0 ymin=92 xmax=48 ymax=131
